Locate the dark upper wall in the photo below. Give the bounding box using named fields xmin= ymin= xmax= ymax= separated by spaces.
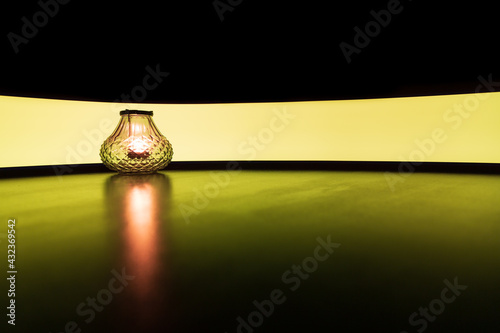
xmin=0 ymin=0 xmax=499 ymax=103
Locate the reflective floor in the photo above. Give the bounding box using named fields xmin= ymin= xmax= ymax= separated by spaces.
xmin=1 ymin=170 xmax=500 ymax=332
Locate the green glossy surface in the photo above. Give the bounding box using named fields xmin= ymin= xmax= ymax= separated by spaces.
xmin=1 ymin=170 xmax=500 ymax=332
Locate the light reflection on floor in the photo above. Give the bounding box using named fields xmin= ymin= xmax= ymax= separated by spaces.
xmin=106 ymin=173 xmax=173 ymax=331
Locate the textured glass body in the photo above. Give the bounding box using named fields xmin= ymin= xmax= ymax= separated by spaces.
xmin=100 ymin=110 xmax=173 ymax=173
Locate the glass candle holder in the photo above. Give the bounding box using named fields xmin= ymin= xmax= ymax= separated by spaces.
xmin=100 ymin=110 xmax=173 ymax=174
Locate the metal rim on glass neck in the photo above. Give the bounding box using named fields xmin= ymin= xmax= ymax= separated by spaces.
xmin=120 ymin=110 xmax=154 ymax=116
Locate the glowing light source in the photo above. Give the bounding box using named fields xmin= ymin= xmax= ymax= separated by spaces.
xmin=126 ymin=136 xmax=153 ymax=158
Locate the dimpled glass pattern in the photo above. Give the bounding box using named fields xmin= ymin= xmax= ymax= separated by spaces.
xmin=100 ymin=110 xmax=173 ymax=174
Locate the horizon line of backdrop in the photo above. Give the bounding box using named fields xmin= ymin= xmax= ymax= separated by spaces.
xmin=1 ymin=92 xmax=500 ymax=168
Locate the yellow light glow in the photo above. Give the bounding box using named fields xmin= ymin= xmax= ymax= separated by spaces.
xmin=1 ymin=92 xmax=500 ymax=167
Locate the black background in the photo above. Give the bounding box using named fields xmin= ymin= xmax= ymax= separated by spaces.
xmin=0 ymin=0 xmax=498 ymax=103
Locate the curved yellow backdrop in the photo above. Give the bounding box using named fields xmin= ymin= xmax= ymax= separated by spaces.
xmin=1 ymin=92 xmax=499 ymax=167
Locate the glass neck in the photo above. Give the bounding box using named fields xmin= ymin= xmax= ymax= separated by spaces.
xmin=119 ymin=114 xmax=156 ymax=137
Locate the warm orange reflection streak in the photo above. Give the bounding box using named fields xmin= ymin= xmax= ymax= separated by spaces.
xmin=123 ymin=183 xmax=159 ymax=299
xmin=107 ymin=173 xmax=171 ymax=331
